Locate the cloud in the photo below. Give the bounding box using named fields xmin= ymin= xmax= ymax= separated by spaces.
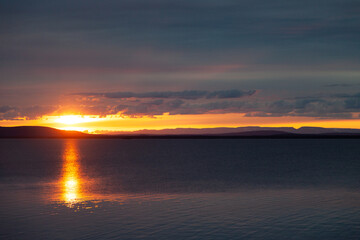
xmin=250 ymin=97 xmax=354 ymax=118
xmin=74 ymin=89 xmax=256 ymax=100
xmin=0 ymin=105 xmax=58 ymax=120
xmin=344 ymin=97 xmax=360 ymax=109
xmin=0 ymin=105 xmax=16 ymax=113
xmin=206 ymin=90 xmax=256 ymax=99
xmin=3 ymin=91 xmax=360 ymax=121
xmin=324 ymin=83 xmax=360 ymax=88
xmin=105 ymin=90 xmax=208 ymax=99
xmin=106 ymin=95 xmax=355 ymax=118
xmin=2 ymin=0 xmax=359 ymax=89
xmin=0 ymin=105 xmax=18 ymax=120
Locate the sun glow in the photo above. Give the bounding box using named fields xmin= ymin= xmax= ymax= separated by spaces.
xmin=55 ymin=115 xmax=100 ymax=125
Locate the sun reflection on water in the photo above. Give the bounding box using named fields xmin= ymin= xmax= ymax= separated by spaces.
xmin=55 ymin=139 xmax=177 ymax=210
xmin=61 ymin=139 xmax=82 ymax=207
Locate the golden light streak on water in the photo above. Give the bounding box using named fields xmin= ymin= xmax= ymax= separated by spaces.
xmin=61 ymin=139 xmax=82 ymax=207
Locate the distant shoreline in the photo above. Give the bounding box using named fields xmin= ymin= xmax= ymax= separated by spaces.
xmin=2 ymin=135 xmax=360 ymax=139
xmin=2 ymin=126 xmax=360 ymax=139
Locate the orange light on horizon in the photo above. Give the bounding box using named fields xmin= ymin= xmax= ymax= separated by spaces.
xmin=1 ymin=113 xmax=360 ymax=133
xmin=54 ymin=115 xmax=103 ymax=125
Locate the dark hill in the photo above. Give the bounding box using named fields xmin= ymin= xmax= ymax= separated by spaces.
xmin=219 ymin=130 xmax=297 ymax=137
xmin=0 ymin=126 xmax=88 ymax=138
xmin=1 ymin=126 xmax=360 ymax=138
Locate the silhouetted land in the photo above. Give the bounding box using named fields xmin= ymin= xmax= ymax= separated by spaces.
xmin=0 ymin=126 xmax=88 ymax=138
xmin=2 ymin=126 xmax=360 ymax=139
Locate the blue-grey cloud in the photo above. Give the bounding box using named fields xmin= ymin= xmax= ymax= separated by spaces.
xmin=1 ymin=0 xmax=359 ymax=81
xmin=111 ymin=92 xmax=360 ymax=118
xmin=344 ymin=95 xmax=360 ymax=109
xmin=324 ymin=83 xmax=360 ymax=88
xmin=0 ymin=105 xmax=16 ymax=113
xmin=3 ymin=93 xmax=360 ymax=120
xmin=0 ymin=105 xmax=17 ymax=120
xmin=0 ymin=105 xmax=57 ymax=120
xmin=74 ymin=90 xmax=256 ymax=100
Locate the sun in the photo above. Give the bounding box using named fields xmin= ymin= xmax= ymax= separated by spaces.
xmin=55 ymin=115 xmax=97 ymax=125
xmin=43 ymin=114 xmax=107 ymax=133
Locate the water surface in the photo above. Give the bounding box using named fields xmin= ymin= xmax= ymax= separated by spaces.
xmin=1 ymin=139 xmax=360 ymax=239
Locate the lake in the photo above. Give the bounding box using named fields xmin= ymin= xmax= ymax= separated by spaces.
xmin=1 ymin=139 xmax=360 ymax=239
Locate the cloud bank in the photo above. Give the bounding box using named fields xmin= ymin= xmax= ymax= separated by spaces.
xmin=1 ymin=1 xmax=359 ymax=123
xmin=74 ymin=90 xmax=256 ymax=100
xmin=2 ymin=90 xmax=360 ymax=120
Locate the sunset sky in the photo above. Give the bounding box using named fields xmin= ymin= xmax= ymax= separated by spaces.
xmin=1 ymin=0 xmax=360 ymax=132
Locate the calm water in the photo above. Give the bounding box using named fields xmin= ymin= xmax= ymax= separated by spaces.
xmin=1 ymin=139 xmax=360 ymax=239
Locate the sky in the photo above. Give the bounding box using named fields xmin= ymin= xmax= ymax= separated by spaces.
xmin=1 ymin=0 xmax=360 ymax=132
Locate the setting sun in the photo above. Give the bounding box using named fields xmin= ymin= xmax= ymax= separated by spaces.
xmin=55 ymin=115 xmax=100 ymax=125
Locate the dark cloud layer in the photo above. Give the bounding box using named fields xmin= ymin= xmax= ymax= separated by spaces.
xmin=0 ymin=105 xmax=57 ymax=120
xmin=0 ymin=106 xmax=16 ymax=113
xmin=1 ymin=0 xmax=359 ymax=78
xmin=2 ymin=92 xmax=360 ymax=120
xmin=0 ymin=1 xmax=359 ymax=122
xmin=74 ymin=90 xmax=256 ymax=100
xmin=72 ymin=92 xmax=360 ymax=118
